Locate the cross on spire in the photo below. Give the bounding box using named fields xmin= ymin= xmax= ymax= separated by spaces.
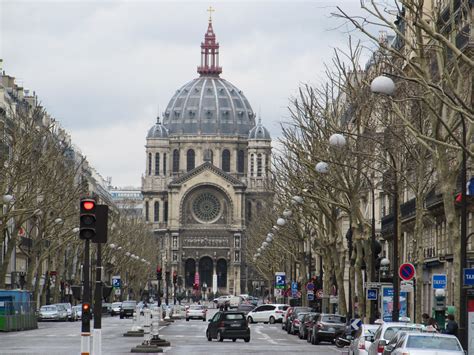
xmin=207 ymin=6 xmax=215 ymax=23
xmin=197 ymin=7 xmax=222 ymax=76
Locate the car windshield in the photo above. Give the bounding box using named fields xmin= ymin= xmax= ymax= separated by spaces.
xmin=225 ymin=313 xmax=245 ymax=320
xmin=295 ymin=307 xmax=312 ymax=314
xmin=112 ymin=303 xmax=121 ymax=307
xmin=189 ymin=305 xmax=203 ymax=310
xmin=278 ymin=305 xmax=289 ymax=311
xmin=123 ymin=302 xmax=136 ymax=306
xmin=384 ymin=327 xmax=420 ymax=341
xmin=406 ymin=336 xmax=461 ymax=351
xmin=363 ymin=327 xmax=378 ymax=339
xmin=41 ymin=306 xmax=56 ymax=311
xmin=322 ymin=315 xmax=346 ymax=323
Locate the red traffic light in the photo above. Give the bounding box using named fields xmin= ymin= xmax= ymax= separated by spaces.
xmin=82 ymin=201 xmax=95 ymax=210
xmin=82 ymin=303 xmax=90 ymax=311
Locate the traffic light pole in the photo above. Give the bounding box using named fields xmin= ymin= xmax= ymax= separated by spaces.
xmin=93 ymin=243 xmax=103 ymax=355
xmin=81 ymin=239 xmax=91 ymax=355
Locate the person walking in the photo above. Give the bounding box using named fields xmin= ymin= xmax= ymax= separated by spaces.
xmin=444 ymin=314 xmax=459 ymax=337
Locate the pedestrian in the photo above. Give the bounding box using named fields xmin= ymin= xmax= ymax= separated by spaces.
xmin=224 ymin=301 xmax=229 ymax=311
xmin=421 ymin=313 xmax=430 ymax=326
xmin=444 ymin=314 xmax=458 ymax=336
xmin=427 ymin=317 xmax=440 ymax=332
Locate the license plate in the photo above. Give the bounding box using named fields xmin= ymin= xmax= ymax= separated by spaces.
xmin=231 ymin=323 xmax=240 ymax=327
xmin=328 ymin=327 xmax=335 ymax=332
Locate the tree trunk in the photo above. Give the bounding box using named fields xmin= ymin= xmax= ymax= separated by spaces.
xmin=354 ymin=238 xmax=365 ymax=319
xmin=332 ymin=246 xmax=347 ymax=316
xmin=0 ymin=228 xmax=18 ymax=288
xmin=414 ymin=196 xmax=425 ymax=323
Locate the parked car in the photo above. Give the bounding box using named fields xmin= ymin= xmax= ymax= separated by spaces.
xmin=390 ymin=332 xmax=464 ymax=355
xmin=229 ymin=296 xmax=243 ymax=309
xmin=214 ymin=295 xmax=232 ymax=307
xmin=247 ymin=296 xmax=259 ymax=306
xmin=72 ymin=305 xmax=82 ymax=320
xmin=38 ymin=305 xmax=67 ymax=321
xmin=119 ymin=300 xmax=137 ymax=319
xmin=367 ymin=322 xmax=424 ymax=355
xmin=206 ymin=311 xmax=250 ymax=342
xmin=54 ymin=304 xmax=70 ymax=321
xmin=289 ymin=312 xmax=309 ymax=335
xmin=236 ymin=303 xmax=255 ymax=315
xmin=310 ymin=313 xmax=346 ymax=345
xmin=246 ymin=304 xmax=289 ymax=324
xmin=349 ymin=324 xmax=380 ymax=355
xmin=55 ymin=303 xmax=76 ymax=321
xmin=110 ymin=302 xmax=122 ymax=316
xmin=186 ymin=304 xmax=207 ymax=321
xmin=285 ymin=307 xmax=313 ymax=333
xmin=299 ymin=312 xmax=319 ymax=340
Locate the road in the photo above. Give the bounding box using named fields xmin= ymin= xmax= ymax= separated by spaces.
xmin=0 ymin=309 xmax=344 ymax=354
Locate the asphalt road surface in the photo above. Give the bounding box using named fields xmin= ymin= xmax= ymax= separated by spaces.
xmin=0 ymin=309 xmax=344 ymax=355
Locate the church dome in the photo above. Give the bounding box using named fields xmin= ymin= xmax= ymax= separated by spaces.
xmin=147 ymin=117 xmax=169 ymax=139
xmin=161 ymin=19 xmax=256 ymax=137
xmin=163 ymin=76 xmax=255 ymax=136
xmin=248 ymin=118 xmax=271 ymax=140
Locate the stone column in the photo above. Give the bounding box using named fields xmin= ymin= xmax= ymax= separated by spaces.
xmin=212 ymin=260 xmax=217 ymax=294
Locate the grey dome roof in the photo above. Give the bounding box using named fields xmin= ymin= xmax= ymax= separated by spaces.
xmin=147 ymin=117 xmax=169 ymax=139
xmin=248 ymin=119 xmax=271 ymax=140
xmin=163 ymin=76 xmax=256 ymax=136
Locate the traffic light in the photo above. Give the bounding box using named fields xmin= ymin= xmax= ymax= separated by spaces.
xmin=173 ymin=271 xmax=177 ymax=284
xmin=82 ymin=302 xmax=91 ymax=328
xmin=80 ymin=198 xmax=96 ymax=240
xmin=193 ymin=283 xmax=199 ymax=291
xmin=156 ymin=267 xmax=162 ymax=280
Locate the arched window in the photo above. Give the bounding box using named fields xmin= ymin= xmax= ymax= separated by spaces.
xmin=155 ymin=153 xmax=160 ymax=176
xmin=237 ymin=150 xmax=245 ymax=173
xmin=164 ymin=201 xmax=169 ymax=222
xmin=187 ymin=149 xmax=195 ymax=171
xmin=148 ymin=153 xmax=152 ymax=175
xmin=222 ymin=149 xmax=230 ymax=172
xmin=257 ymin=153 xmax=262 ymax=177
xmin=154 ymin=201 xmax=160 ymax=222
xmin=145 ymin=201 xmax=149 ymax=222
xmin=163 ymin=153 xmax=167 ymax=175
xmin=250 ymin=154 xmax=254 ymax=177
xmin=173 ymin=149 xmax=180 ymax=173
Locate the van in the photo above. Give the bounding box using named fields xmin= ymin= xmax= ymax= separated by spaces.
xmin=229 ymin=296 xmax=243 ymax=309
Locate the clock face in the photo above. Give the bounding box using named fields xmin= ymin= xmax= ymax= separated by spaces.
xmin=192 ymin=192 xmax=222 ymax=223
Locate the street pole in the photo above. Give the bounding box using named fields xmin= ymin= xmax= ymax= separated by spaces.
xmin=392 ymin=177 xmax=400 ymax=322
xmin=93 ymin=243 xmax=103 ymax=355
xmin=370 ymin=183 xmax=377 ymax=323
xmin=81 ymin=239 xmax=91 ymax=355
xmin=459 ymin=114 xmax=467 ymax=349
xmin=346 ymin=226 xmax=353 ymax=320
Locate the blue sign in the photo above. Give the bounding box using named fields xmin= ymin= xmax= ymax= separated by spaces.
xmin=432 ymin=274 xmax=447 ymax=289
xmin=112 ymin=277 xmax=121 ymax=288
xmin=367 ymin=288 xmax=378 ymax=301
xmin=382 ymin=286 xmax=408 ymax=322
xmin=291 ymin=282 xmax=298 ymax=290
xmin=307 ymin=293 xmax=314 ymax=301
xmin=350 ymin=318 xmax=362 ymax=330
xmin=275 ymin=273 xmax=286 ymax=289
xmin=464 ymin=268 xmax=474 ymax=286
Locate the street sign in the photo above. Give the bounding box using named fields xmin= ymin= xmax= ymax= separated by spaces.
xmin=367 ymin=288 xmax=378 ymax=300
xmin=316 ymin=289 xmax=324 ymax=299
xmin=112 ymin=276 xmax=121 ymax=288
xmin=114 ymin=288 xmax=121 ymax=296
xmin=274 ymin=288 xmax=282 ymax=297
xmin=275 ymin=272 xmax=286 ymax=289
xmin=306 ymin=282 xmax=315 ymax=291
xmin=464 ymin=268 xmax=474 ymax=287
xmin=401 ymin=280 xmax=414 ymax=292
xmin=399 ymin=263 xmax=415 ymax=281
xmin=350 ymin=318 xmax=362 ymax=331
xmin=365 ymin=282 xmax=382 ymax=289
xmin=291 ymin=281 xmax=298 ymax=290
xmin=296 ymin=291 xmax=302 ymax=298
xmin=329 ymin=295 xmax=338 ymax=304
xmin=432 ymin=274 xmax=447 ymax=289
xmin=307 ymin=293 xmax=314 ymax=301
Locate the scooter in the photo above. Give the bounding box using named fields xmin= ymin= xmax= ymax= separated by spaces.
xmin=335 ymin=326 xmax=353 ymax=348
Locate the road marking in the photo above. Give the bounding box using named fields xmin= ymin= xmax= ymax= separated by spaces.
xmin=254 ymin=325 xmax=277 ymax=345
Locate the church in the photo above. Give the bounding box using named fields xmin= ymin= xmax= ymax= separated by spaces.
xmin=141 ymin=14 xmax=272 ymax=296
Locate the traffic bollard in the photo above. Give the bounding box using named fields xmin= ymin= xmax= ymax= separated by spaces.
xmin=123 ymin=311 xmax=144 ymax=337
xmin=150 ymin=308 xmax=170 ymax=347
xmin=131 ymin=309 xmax=164 ymax=353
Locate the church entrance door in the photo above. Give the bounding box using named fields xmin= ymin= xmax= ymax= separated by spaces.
xmin=216 ymin=259 xmax=227 ymax=289
xmin=198 ymin=257 xmax=213 ymax=289
xmin=184 ymin=259 xmax=196 ymax=288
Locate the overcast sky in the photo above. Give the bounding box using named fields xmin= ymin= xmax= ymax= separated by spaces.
xmin=0 ymin=0 xmax=368 ymax=187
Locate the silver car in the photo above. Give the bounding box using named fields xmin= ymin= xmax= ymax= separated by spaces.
xmin=349 ymin=324 xmax=380 ymax=355
xmin=186 ymin=304 xmax=207 ymax=321
xmin=391 ymin=332 xmax=464 ymax=355
xmin=367 ymin=322 xmax=424 ymax=355
xmin=38 ymin=305 xmax=67 ymax=321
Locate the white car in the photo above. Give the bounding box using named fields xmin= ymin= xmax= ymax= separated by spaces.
xmin=246 ymin=304 xmax=289 ymax=324
xmin=214 ymin=295 xmax=232 ymax=307
xmin=390 ymin=332 xmax=464 ymax=355
xmin=349 ymin=324 xmax=380 ymax=355
xmin=185 ymin=304 xmax=207 ymax=321
xmin=368 ymin=322 xmax=424 ymax=355
xmin=229 ymin=296 xmax=243 ymax=309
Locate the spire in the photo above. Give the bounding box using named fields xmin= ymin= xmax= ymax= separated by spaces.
xmin=197 ymin=7 xmax=222 ymax=76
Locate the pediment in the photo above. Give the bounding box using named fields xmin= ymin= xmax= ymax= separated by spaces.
xmin=169 ymin=162 xmax=245 ymax=188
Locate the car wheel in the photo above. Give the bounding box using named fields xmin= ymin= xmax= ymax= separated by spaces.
xmin=307 ymin=331 xmax=311 ymax=343
xmin=244 ymin=337 xmax=250 ymax=343
xmin=216 ymin=331 xmax=224 ymax=342
xmin=206 ymin=330 xmax=212 ymax=341
xmin=203 ymin=318 xmax=206 ymax=322
xmin=120 ymin=315 xmax=124 ymax=319
xmin=313 ymin=333 xmax=320 ymax=345
xmin=269 ymin=316 xmax=275 ymax=324
xmin=247 ymin=316 xmax=253 ymax=324
xmin=232 ymin=339 xmax=237 ymax=342
xmin=186 ymin=318 xmax=189 ymax=322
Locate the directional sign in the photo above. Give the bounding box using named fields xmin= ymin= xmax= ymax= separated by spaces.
xmin=367 ymin=288 xmax=378 ymax=301
xmin=307 ymin=293 xmax=314 ymax=301
xmin=275 ymin=272 xmax=286 ymax=289
xmin=351 ymin=318 xmax=362 ymax=331
xmin=112 ymin=276 xmax=121 ymax=288
xmin=399 ymin=263 xmax=415 ymax=281
xmin=316 ymin=289 xmax=324 ymax=299
xmin=464 ymin=268 xmax=474 ymax=287
xmin=432 ymin=274 xmax=447 ymax=289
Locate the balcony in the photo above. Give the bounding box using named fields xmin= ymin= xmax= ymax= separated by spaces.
xmin=381 ymin=213 xmax=394 ymax=239
xmin=400 ymin=198 xmax=416 ymax=220
xmin=425 ymin=189 xmax=443 ymax=209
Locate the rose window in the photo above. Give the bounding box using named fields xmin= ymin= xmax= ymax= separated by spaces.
xmin=192 ymin=192 xmax=221 ymax=222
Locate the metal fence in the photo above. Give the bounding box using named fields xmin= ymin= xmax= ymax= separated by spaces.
xmin=0 ymin=301 xmax=38 ymax=331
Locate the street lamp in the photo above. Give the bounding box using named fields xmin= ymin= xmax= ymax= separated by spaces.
xmin=329 ymin=133 xmax=347 ymax=148
xmin=283 ymin=209 xmax=292 ymax=218
xmin=315 ymin=161 xmax=329 ymax=174
xmin=371 ymin=75 xmax=400 ymax=322
xmin=276 ymin=218 xmax=286 ymax=226
xmin=292 ymin=195 xmax=304 ymax=205
xmin=109 ymin=243 xmax=116 ymax=249
xmin=72 ymin=227 xmax=80 ymax=233
xmin=54 ymin=218 xmax=63 ymax=225
xmin=2 ymin=194 xmax=13 ymax=204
